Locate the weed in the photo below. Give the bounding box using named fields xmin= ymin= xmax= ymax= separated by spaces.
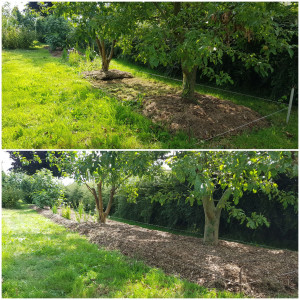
xmin=74 ymin=210 xmax=81 ymax=223
xmin=61 ymin=203 xmax=71 ymax=220
xmin=83 ymin=212 xmax=89 ymax=222
xmin=61 ymin=48 xmax=68 ymax=62
xmin=78 ymin=201 xmax=84 ymax=219
xmin=52 ymin=205 xmax=57 ymax=214
xmin=85 ymin=46 xmax=91 ymax=63
xmin=68 ymin=49 xmax=82 ymax=66
xmin=93 ymin=210 xmax=99 ymax=223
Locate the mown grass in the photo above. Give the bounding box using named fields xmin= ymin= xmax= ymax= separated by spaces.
xmin=2 ymin=47 xmax=297 ymax=149
xmin=2 ymin=205 xmax=242 ymax=298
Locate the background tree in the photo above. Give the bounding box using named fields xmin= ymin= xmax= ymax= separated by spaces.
xmin=49 ymin=151 xmax=164 ymax=223
xmin=130 ymin=2 xmax=296 ymax=101
xmin=27 ymin=2 xmax=53 ymax=16
xmin=51 ymin=2 xmax=135 ymax=71
xmin=9 ymin=151 xmax=62 ymax=177
xmin=2 ymin=2 xmax=36 ymax=49
xmin=165 ymin=151 xmax=297 ymax=245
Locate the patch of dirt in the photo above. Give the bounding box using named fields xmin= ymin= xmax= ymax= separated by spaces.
xmin=34 ymin=206 xmax=298 ymax=298
xmin=82 ymin=70 xmax=133 ymax=81
xmin=88 ymin=76 xmax=268 ymax=141
xmin=44 ymin=45 xmax=63 ymax=57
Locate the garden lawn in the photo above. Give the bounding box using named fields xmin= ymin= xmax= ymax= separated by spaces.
xmin=2 ymin=47 xmax=298 ymax=149
xmin=2 ymin=206 xmax=241 ymax=298
xmin=2 ymin=48 xmax=192 ymax=149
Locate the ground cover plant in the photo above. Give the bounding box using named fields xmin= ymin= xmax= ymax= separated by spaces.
xmin=2 ymin=205 xmax=241 ymax=298
xmin=2 ymin=48 xmax=297 ymax=149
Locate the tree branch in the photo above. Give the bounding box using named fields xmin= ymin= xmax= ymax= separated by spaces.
xmin=104 ymin=186 xmax=116 ymax=216
xmin=216 ymin=188 xmax=232 ymax=212
xmin=153 ymin=2 xmax=168 ymax=21
xmin=108 ymin=40 xmax=116 ymax=62
xmin=95 ymin=36 xmax=103 ymax=58
xmin=85 ymin=182 xmax=100 ymax=211
xmin=97 ymin=182 xmax=103 ymax=213
xmin=100 ymin=39 xmax=106 ymax=59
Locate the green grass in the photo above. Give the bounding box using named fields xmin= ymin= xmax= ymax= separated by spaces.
xmin=2 ymin=47 xmax=297 ymax=149
xmin=2 ymin=205 xmax=242 ymax=298
xmin=2 ymin=48 xmax=194 ymax=149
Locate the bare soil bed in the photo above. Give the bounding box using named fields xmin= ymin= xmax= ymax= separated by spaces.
xmin=88 ymin=75 xmax=268 ymax=141
xmin=34 ymin=206 xmax=298 ymax=298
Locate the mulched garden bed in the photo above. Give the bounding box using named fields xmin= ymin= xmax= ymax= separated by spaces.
xmin=34 ymin=206 xmax=298 ymax=298
xmin=87 ymin=75 xmax=269 ymax=141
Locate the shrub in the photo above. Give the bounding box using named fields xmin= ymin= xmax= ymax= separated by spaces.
xmin=31 ymin=169 xmax=64 ymax=208
xmin=20 ymin=175 xmax=34 ymax=203
xmin=43 ymin=15 xmax=74 ymax=51
xmin=65 ymin=182 xmax=95 ymax=212
xmin=2 ymin=186 xmax=22 ymax=208
xmin=2 ymin=171 xmax=24 ymax=208
xmin=2 ymin=26 xmax=35 ymax=49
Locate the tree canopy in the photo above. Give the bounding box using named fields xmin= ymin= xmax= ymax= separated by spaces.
xmin=9 ymin=151 xmax=62 ymax=177
xmin=164 ymin=151 xmax=297 ymax=244
xmin=48 ymin=151 xmax=165 ymax=223
xmin=129 ymin=2 xmax=297 ymax=100
xmin=51 ymin=2 xmax=135 ymax=71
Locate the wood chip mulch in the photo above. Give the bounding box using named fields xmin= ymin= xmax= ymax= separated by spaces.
xmin=34 ymin=206 xmax=298 ymax=298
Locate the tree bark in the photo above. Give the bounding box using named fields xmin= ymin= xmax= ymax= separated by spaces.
xmin=85 ymin=182 xmax=113 ymax=224
xmin=202 ymin=196 xmax=221 ymax=245
xmin=95 ymin=37 xmax=116 ymax=72
xmin=202 ymin=189 xmax=232 ymax=245
xmin=181 ymin=64 xmax=197 ymax=101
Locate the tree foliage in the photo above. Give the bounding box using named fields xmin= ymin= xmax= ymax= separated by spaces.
xmin=51 ymin=2 xmax=135 ymax=71
xmin=166 ymin=151 xmax=297 ymax=244
xmin=127 ymin=2 xmax=296 ymax=100
xmin=9 ymin=151 xmax=62 ymax=177
xmin=48 ymin=151 xmax=164 ymax=223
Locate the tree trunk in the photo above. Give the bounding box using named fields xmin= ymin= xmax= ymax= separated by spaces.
xmin=101 ymin=58 xmax=110 ymax=72
xmin=202 ymin=196 xmax=221 ymax=245
xmin=95 ymin=37 xmax=116 ymax=72
xmin=85 ymin=182 xmax=115 ymax=224
xmin=181 ymin=64 xmax=197 ymax=101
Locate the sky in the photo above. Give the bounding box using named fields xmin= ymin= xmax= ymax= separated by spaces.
xmin=1 ymin=151 xmax=12 ymax=173
xmin=4 ymin=0 xmax=27 ymax=11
